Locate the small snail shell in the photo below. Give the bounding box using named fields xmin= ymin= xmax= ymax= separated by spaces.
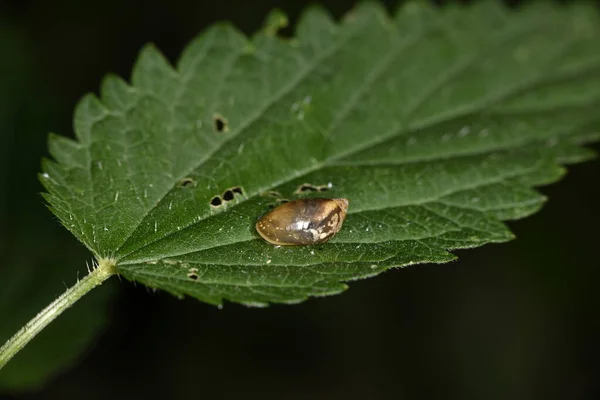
xmin=256 ymin=198 xmax=349 ymax=246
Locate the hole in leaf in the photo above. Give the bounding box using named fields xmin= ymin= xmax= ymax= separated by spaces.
xmin=221 ymin=186 xmax=244 ymax=202
xmin=213 ymin=114 xmax=229 ymax=133
xmin=262 ymin=191 xmax=282 ymax=198
xmin=180 ymin=178 xmax=195 ymax=187
xmin=263 ymin=9 xmax=290 ymax=37
xmin=187 ymin=268 xmax=199 ymax=280
xmin=223 ymin=190 xmax=234 ymax=201
xmin=210 ymin=196 xmax=223 ymax=207
xmin=300 ymin=184 xmax=318 ymax=192
xmin=295 ymin=183 xmax=333 ymax=194
xmin=268 ymin=198 xmax=289 ymax=208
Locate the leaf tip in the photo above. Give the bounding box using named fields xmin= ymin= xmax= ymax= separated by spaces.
xmin=39 ymin=156 xmax=59 ymax=177
xmin=295 ymin=4 xmax=335 ymax=38
xmin=137 ymin=42 xmax=161 ymax=59
xmin=73 ymin=93 xmax=108 ymax=145
xmin=340 ymin=1 xmax=390 ymax=27
xmin=351 ymin=0 xmax=390 ymax=15
xmin=261 ymin=8 xmax=289 ymax=36
xmin=47 ymin=132 xmax=80 ymax=168
xmin=131 ymin=43 xmax=176 ymax=89
xmin=100 ymin=73 xmax=136 ymax=110
xmin=395 ymin=0 xmax=436 ymax=17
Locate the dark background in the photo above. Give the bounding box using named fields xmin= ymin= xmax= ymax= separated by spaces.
xmin=1 ymin=0 xmax=599 ymax=399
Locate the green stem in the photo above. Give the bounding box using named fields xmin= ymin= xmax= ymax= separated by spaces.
xmin=0 ymin=258 xmax=116 ymax=370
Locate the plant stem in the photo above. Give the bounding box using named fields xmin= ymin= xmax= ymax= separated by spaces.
xmin=0 ymin=258 xmax=116 ymax=370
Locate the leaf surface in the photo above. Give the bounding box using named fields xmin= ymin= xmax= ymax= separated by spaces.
xmin=41 ymin=1 xmax=600 ymax=306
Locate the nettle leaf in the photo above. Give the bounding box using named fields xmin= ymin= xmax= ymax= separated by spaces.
xmin=40 ymin=2 xmax=600 ymax=306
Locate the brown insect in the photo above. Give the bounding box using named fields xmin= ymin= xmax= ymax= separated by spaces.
xmin=255 ymin=198 xmax=349 ymax=246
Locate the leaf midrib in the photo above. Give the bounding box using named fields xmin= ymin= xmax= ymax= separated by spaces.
xmin=115 ymin=106 xmax=555 ymax=264
xmin=117 ymin=151 xmax=536 ymax=265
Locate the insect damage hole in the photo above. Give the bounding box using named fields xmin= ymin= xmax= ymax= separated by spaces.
xmin=179 ymin=177 xmax=195 ymax=188
xmin=187 ymin=268 xmax=199 ymax=281
xmin=318 ymin=183 xmax=332 ymax=192
xmin=294 ymin=183 xmax=331 ymax=195
xmin=261 ymin=191 xmax=282 ymax=198
xmin=222 ymin=190 xmax=235 ymax=201
xmin=267 ymin=197 xmax=289 ymax=210
xmin=213 ymin=114 xmax=229 ymax=133
xmin=222 ymin=186 xmax=244 ymax=202
xmin=210 ymin=196 xmax=223 ymax=207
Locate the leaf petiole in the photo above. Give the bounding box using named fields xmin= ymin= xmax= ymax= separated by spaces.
xmin=0 ymin=258 xmax=116 ymax=370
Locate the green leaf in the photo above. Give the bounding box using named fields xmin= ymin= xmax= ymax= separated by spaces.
xmin=41 ymin=2 xmax=600 ymax=306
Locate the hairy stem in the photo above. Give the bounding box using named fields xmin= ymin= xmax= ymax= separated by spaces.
xmin=0 ymin=258 xmax=116 ymax=370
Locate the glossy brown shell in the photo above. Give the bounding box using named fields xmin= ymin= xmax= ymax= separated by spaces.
xmin=256 ymin=198 xmax=349 ymax=246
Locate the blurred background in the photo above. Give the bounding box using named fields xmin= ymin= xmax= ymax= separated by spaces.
xmin=0 ymin=0 xmax=599 ymax=399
